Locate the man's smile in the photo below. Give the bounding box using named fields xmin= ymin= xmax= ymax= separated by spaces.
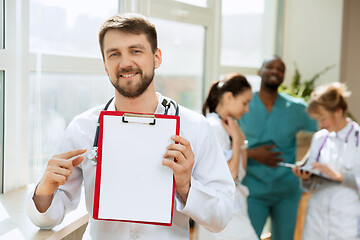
xmin=120 ymin=73 xmax=138 ymax=78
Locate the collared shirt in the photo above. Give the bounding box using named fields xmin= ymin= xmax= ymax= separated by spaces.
xmin=239 ymin=92 xmax=318 ymax=198
xmin=27 ymin=93 xmax=235 ymax=240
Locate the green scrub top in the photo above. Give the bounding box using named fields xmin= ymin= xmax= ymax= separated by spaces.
xmin=239 ymin=92 xmax=318 ymax=199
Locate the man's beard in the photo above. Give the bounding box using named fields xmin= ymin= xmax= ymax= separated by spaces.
xmin=111 ymin=67 xmax=154 ymax=98
xmin=263 ymin=75 xmax=283 ymax=91
xmin=264 ymin=81 xmax=281 ymax=91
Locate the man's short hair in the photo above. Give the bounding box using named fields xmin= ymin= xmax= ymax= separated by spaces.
xmin=260 ymin=55 xmax=285 ymax=71
xmin=99 ymin=13 xmax=158 ymax=59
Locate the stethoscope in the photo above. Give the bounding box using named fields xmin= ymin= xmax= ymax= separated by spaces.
xmin=87 ymin=97 xmax=179 ymax=164
xmin=316 ymin=123 xmax=359 ymax=162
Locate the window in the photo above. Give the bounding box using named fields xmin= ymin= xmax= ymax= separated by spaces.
xmin=28 ymin=73 xmax=113 ymax=181
xmin=30 ymin=0 xmax=118 ymax=57
xmin=221 ymin=0 xmax=265 ymax=67
xmin=133 ymin=0 xmax=219 ymax=112
xmin=0 ymin=0 xmax=283 ymax=191
xmin=152 ymin=18 xmax=205 ymax=111
xmin=220 ymin=0 xmax=280 ymax=90
xmin=28 ymin=0 xmax=218 ymax=183
xmin=28 ymin=1 xmax=213 ymax=181
xmin=28 ymin=0 xmax=118 ymax=183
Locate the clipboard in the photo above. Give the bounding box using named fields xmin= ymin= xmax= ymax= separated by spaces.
xmin=93 ymin=111 xmax=180 ymax=226
xmin=278 ymin=162 xmax=334 ymax=181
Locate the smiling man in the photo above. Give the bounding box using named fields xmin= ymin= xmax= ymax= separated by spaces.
xmin=239 ymin=56 xmax=318 ymax=240
xmin=27 ymin=13 xmax=235 ymax=240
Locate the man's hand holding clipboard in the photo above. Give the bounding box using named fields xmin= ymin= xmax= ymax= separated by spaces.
xmin=163 ymin=135 xmax=195 ymax=203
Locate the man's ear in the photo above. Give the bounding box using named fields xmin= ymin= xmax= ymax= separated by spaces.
xmin=154 ymin=48 xmax=162 ymax=69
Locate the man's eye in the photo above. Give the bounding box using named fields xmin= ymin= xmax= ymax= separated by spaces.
xmin=109 ymin=53 xmax=118 ymax=58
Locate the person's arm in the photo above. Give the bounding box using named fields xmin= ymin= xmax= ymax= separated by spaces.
xmin=33 ymin=149 xmax=86 ymax=212
xmin=221 ymin=117 xmax=246 ymax=180
xmin=241 ymin=147 xmax=248 ymax=170
xmin=312 ymin=162 xmax=343 ymax=182
xmin=227 ymin=140 xmax=241 ymax=180
xmin=247 ymin=145 xmax=283 ymax=167
xmin=342 ymin=172 xmax=358 ymax=189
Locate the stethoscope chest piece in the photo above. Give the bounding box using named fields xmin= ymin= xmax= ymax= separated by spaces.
xmin=88 ymin=147 xmax=98 ymax=165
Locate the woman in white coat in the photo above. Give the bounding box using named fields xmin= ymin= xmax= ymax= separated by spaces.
xmin=293 ymin=82 xmax=360 ymax=239
xmin=195 ymin=73 xmax=258 ymax=240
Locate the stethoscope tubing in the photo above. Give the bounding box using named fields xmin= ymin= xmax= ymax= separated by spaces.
xmin=316 ymin=123 xmax=359 ymax=162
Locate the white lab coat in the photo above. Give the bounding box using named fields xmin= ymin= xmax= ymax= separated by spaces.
xmin=27 ymin=93 xmax=235 ymax=240
xmin=301 ymin=120 xmax=360 ymax=240
xmin=194 ymin=113 xmax=258 ymax=240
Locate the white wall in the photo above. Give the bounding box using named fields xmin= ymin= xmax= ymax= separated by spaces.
xmin=282 ymin=0 xmax=343 ymax=86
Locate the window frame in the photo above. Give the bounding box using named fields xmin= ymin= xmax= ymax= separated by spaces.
xmin=1 ymin=0 xmax=30 ymax=193
xmin=0 ymin=71 xmax=3 ymax=194
xmin=0 ymin=0 xmax=4 ymax=194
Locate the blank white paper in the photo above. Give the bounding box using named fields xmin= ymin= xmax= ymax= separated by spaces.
xmin=97 ymin=114 xmax=177 ymax=224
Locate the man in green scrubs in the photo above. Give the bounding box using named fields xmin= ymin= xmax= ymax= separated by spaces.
xmin=239 ymin=56 xmax=317 ymax=240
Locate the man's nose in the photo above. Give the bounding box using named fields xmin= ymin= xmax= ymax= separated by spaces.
xmin=270 ymin=68 xmax=280 ymax=75
xmin=119 ymin=54 xmax=133 ymax=69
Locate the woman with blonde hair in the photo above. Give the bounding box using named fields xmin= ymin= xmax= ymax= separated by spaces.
xmin=293 ymin=82 xmax=360 ymax=239
xmin=195 ymin=73 xmax=258 ymax=240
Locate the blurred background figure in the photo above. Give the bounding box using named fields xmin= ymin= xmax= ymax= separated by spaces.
xmin=293 ymin=82 xmax=360 ymax=240
xmin=195 ymin=73 xmax=258 ymax=240
xmin=239 ymin=56 xmax=318 ymax=240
